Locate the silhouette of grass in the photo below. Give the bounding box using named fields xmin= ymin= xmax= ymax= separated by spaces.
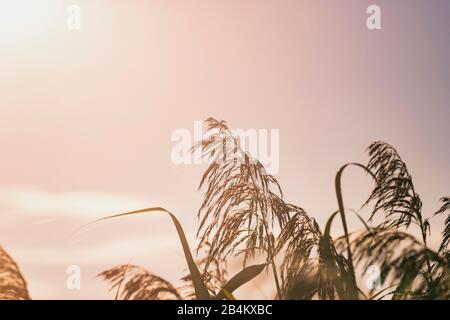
xmin=97 ymin=118 xmax=449 ymax=300
xmin=0 ymin=246 xmax=30 ymax=300
xmin=2 ymin=118 xmax=447 ymax=300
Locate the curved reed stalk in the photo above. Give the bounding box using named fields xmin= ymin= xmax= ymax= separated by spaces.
xmin=334 ymin=162 xmax=377 ymax=299
xmin=91 ymin=207 xmax=210 ymax=300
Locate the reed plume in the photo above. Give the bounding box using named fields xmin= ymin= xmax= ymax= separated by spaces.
xmin=0 ymin=246 xmax=30 ymax=300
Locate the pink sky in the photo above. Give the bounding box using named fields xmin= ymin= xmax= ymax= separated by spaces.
xmin=0 ymin=0 xmax=449 ymax=299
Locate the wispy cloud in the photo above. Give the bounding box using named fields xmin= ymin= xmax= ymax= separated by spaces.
xmin=0 ymin=187 xmax=192 ymax=299
xmin=0 ymin=187 xmax=153 ymax=220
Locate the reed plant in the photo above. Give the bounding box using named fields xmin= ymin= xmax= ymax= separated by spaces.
xmin=99 ymin=118 xmax=449 ymax=300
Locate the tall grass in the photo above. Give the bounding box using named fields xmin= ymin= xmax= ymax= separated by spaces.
xmin=2 ymin=118 xmax=447 ymax=300
xmin=0 ymin=246 xmax=30 ymax=300
xmin=95 ymin=118 xmax=448 ymax=300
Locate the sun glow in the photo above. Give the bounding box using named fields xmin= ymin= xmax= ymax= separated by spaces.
xmin=0 ymin=0 xmax=61 ymax=43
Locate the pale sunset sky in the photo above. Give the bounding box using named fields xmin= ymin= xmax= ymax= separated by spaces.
xmin=0 ymin=0 xmax=449 ymax=299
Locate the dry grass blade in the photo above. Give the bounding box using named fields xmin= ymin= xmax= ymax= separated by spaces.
xmin=316 ymin=211 xmax=355 ymax=300
xmin=90 ymin=207 xmax=210 ymax=300
xmin=179 ymin=241 xmax=228 ymax=299
xmin=334 ymin=162 xmax=376 ymax=299
xmin=214 ymin=263 xmax=267 ymax=300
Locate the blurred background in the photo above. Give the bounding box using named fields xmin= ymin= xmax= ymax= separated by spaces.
xmin=0 ymin=0 xmax=449 ymax=299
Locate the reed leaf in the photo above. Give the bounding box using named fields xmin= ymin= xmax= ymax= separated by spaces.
xmin=334 ymin=162 xmax=376 ymax=299
xmin=214 ymin=263 xmax=267 ymax=300
xmin=92 ymin=207 xmax=210 ymax=300
xmin=179 ymin=241 xmax=228 ymax=299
